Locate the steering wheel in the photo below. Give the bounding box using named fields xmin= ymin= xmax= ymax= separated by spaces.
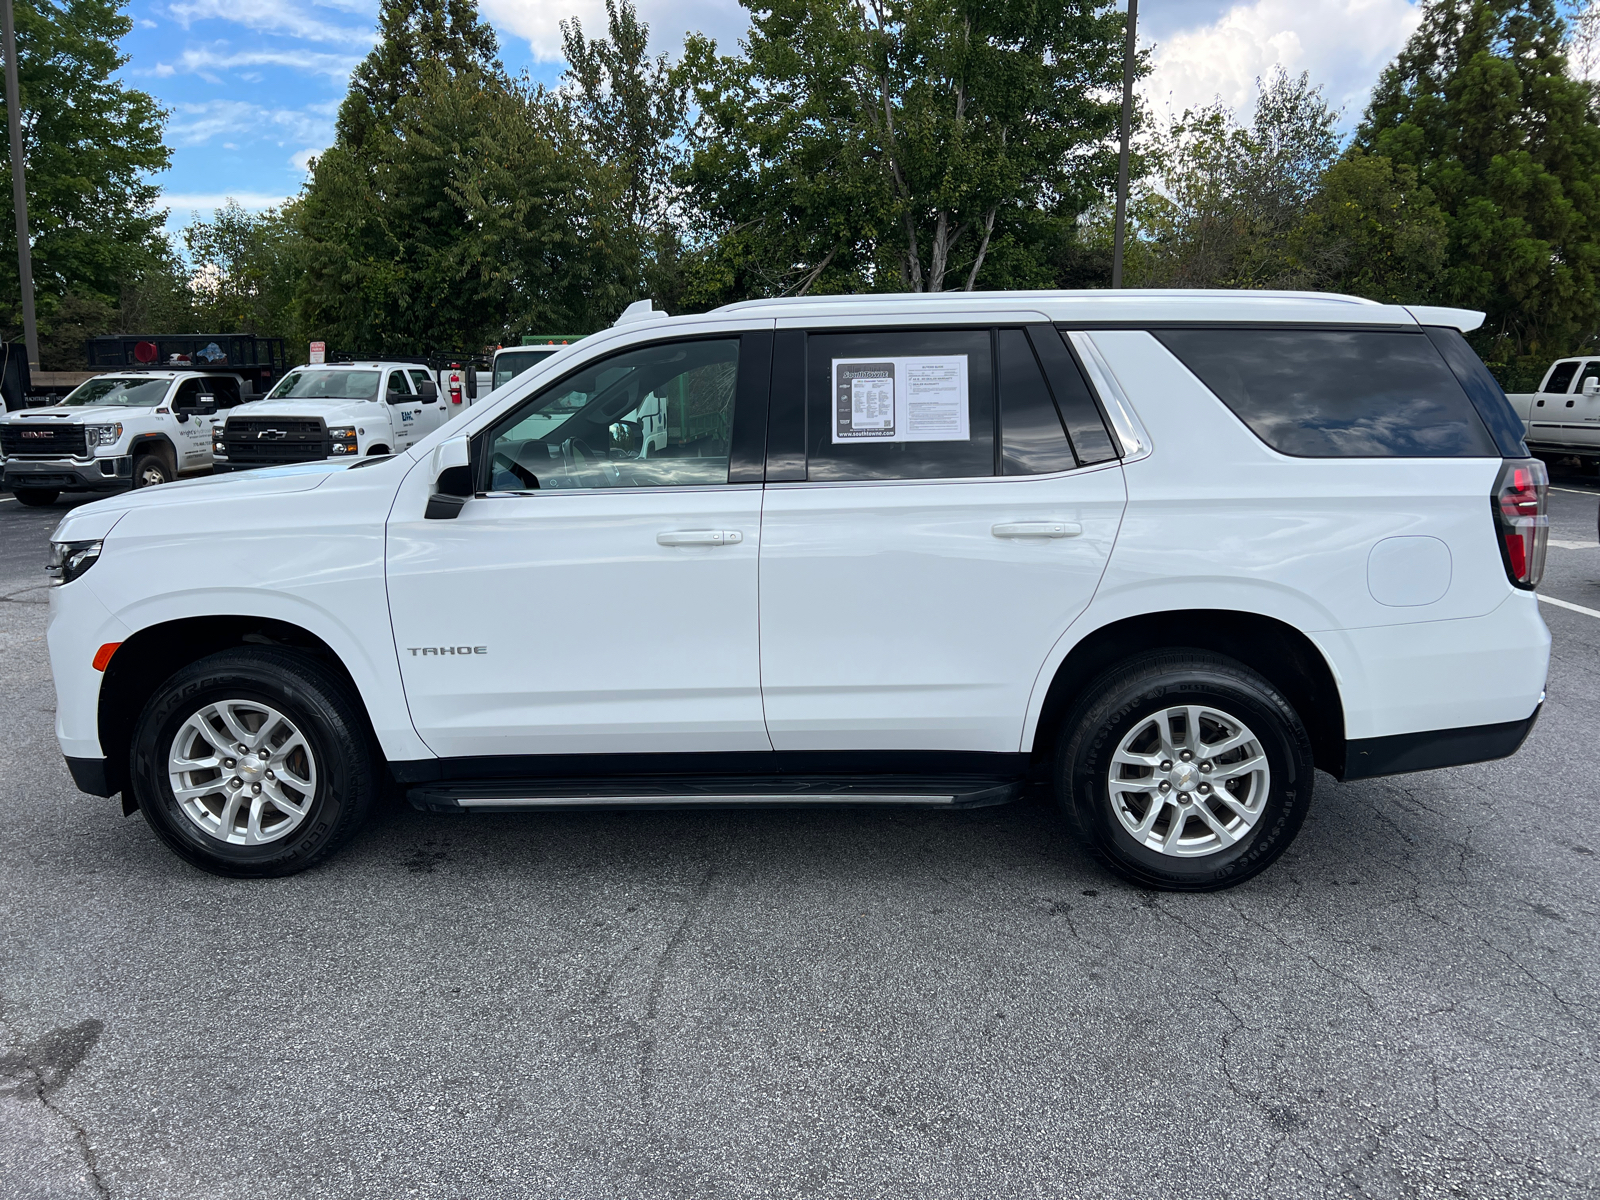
xmin=561 ymin=436 xmax=608 ymax=485
xmin=491 ymin=450 xmax=539 ymax=490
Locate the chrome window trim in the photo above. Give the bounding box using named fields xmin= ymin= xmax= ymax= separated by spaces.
xmin=1066 ymin=331 xmax=1153 ymax=464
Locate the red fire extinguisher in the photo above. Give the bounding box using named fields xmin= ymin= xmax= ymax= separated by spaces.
xmin=447 ymin=366 xmax=464 ymax=405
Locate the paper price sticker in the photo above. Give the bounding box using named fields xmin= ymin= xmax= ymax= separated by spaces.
xmin=832 ymin=355 xmax=969 ymax=443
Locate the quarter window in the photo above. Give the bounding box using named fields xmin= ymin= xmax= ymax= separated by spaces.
xmin=1155 ymin=328 xmax=1499 ymax=458
xmin=804 ymin=329 xmax=995 ymax=482
xmin=486 ymin=339 xmax=739 ymax=491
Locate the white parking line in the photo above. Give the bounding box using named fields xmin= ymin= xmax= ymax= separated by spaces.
xmin=1539 ymin=593 xmax=1600 ymax=620
xmin=1549 ymin=538 xmax=1599 ymax=549
xmin=1551 ymin=485 xmax=1600 ymax=496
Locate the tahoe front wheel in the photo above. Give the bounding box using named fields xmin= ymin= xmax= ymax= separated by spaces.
xmin=1058 ymin=651 xmax=1313 ymax=891
xmin=130 ymin=648 xmax=377 ymax=877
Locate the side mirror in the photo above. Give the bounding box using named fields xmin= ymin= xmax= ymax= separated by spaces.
xmin=425 ymin=435 xmax=473 ymax=520
xmin=417 ymin=380 xmax=439 ymax=402
xmin=609 ymin=419 xmax=643 ymax=458
xmin=1583 ymin=377 xmax=1599 ymax=397
xmin=175 ymin=410 xmax=191 ymax=423
xmin=388 ymin=389 xmax=409 ymax=405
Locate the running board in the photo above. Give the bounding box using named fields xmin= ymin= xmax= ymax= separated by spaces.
xmin=407 ymin=775 xmax=1023 ymax=813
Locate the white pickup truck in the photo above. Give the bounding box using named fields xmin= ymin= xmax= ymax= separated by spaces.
xmin=1505 ymin=357 xmax=1600 ymax=465
xmin=213 ymin=361 xmax=451 ymax=471
xmin=0 ymin=368 xmax=250 ymax=505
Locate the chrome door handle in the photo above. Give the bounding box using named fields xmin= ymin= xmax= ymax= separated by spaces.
xmin=657 ymin=530 xmax=744 ymax=547
xmin=992 ymin=521 xmax=1082 ymax=539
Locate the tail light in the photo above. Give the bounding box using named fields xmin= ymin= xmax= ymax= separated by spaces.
xmin=1492 ymin=458 xmax=1548 ymax=589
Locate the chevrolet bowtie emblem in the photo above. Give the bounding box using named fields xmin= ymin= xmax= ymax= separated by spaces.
xmin=256 ymin=429 xmax=287 ymax=439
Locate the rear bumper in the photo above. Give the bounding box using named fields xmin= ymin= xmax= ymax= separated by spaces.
xmin=4 ymin=455 xmax=131 ymax=491
xmin=1340 ymin=704 xmax=1541 ymax=781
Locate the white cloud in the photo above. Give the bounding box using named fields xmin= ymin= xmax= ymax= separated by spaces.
xmin=168 ymin=98 xmax=336 ymax=148
xmin=289 ymin=147 xmax=321 ymax=171
xmin=165 ymin=0 xmax=376 ymax=46
xmin=480 ymin=0 xmax=748 ymax=62
xmin=1142 ymin=0 xmax=1421 ymax=124
xmin=152 ymin=45 xmax=363 ymax=82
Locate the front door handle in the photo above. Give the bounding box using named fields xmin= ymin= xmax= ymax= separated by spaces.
xmin=992 ymin=521 xmax=1082 ymax=539
xmin=657 ymin=530 xmax=744 ymax=547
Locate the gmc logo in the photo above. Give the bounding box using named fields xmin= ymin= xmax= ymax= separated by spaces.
xmin=20 ymin=430 xmax=48 ymax=439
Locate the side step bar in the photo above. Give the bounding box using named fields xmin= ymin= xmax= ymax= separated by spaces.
xmin=407 ymin=775 xmax=1023 ymax=813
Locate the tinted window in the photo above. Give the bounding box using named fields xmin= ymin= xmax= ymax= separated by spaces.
xmin=486 ymin=339 xmax=738 ymax=491
xmin=1542 ymin=362 xmax=1578 ymax=393
xmin=1578 ymin=362 xmax=1600 ymax=388
xmin=998 ymin=329 xmax=1075 ymax=475
xmin=387 ymin=370 xmax=412 ymax=395
xmin=1155 ymin=328 xmax=1499 ymax=458
xmin=805 ymin=329 xmax=994 ymax=481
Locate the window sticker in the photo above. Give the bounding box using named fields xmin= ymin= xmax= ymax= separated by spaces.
xmin=832 ymin=355 xmax=970 ymax=443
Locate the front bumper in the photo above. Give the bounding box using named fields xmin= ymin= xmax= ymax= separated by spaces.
xmin=4 ymin=455 xmax=132 ymax=491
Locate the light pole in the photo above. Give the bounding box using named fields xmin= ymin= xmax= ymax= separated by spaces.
xmin=1111 ymin=0 xmax=1138 ymax=290
xmin=2 ymin=0 xmax=37 ymax=369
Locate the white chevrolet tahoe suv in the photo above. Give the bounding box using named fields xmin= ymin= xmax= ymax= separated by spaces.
xmin=44 ymin=291 xmax=1551 ymax=891
xmin=1 ymin=369 xmax=247 ymax=503
xmin=212 ymin=361 xmax=450 ymax=471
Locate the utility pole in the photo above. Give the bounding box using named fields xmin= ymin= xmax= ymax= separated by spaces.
xmin=1 ymin=0 xmax=37 ymax=369
xmin=1111 ymin=0 xmax=1138 ymax=290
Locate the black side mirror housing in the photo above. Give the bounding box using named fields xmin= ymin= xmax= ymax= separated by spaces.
xmin=425 ymin=463 xmax=474 ymax=520
xmin=174 ymin=410 xmax=190 ymax=423
xmin=417 ymin=380 xmax=439 ymax=401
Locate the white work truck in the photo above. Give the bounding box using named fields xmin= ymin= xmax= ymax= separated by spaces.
xmin=213 ymin=362 xmax=451 ymax=471
xmin=1504 ymin=357 xmax=1600 ymax=464
xmin=0 ymin=368 xmax=250 ymax=505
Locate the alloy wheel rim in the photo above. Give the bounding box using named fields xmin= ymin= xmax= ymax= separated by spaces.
xmin=167 ymin=699 xmax=318 ymax=845
xmin=1106 ymin=703 xmax=1270 ymax=858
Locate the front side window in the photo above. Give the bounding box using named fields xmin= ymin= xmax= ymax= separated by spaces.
xmin=61 ymin=377 xmax=169 ymax=407
xmin=1577 ymin=362 xmax=1600 ymax=391
xmin=1155 ymin=328 xmax=1499 ymax=458
xmin=387 ymin=370 xmax=412 ymax=396
xmin=1542 ymin=361 xmax=1579 ymax=393
xmin=267 ymin=369 xmax=381 ymax=401
xmin=804 ymin=329 xmax=995 ymax=482
xmin=486 ymin=339 xmax=739 ymax=492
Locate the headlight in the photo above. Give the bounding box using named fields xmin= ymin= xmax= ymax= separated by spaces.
xmin=47 ymin=539 xmax=103 ymax=585
xmin=86 ymin=422 xmax=122 ymax=447
xmin=328 ymin=425 xmax=357 ymax=455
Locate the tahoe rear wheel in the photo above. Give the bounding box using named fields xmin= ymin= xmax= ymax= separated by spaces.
xmin=1057 ymin=651 xmax=1313 ymax=891
xmin=132 ymin=452 xmax=171 ymax=488
xmin=130 ymin=648 xmax=377 ymax=877
xmin=11 ymin=488 xmax=58 ymax=506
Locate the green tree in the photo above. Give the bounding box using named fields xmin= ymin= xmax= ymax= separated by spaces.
xmin=680 ymin=0 xmax=1129 ymax=301
xmin=1101 ymin=68 xmax=1341 ymax=289
xmin=1355 ymin=0 xmax=1600 ymax=371
xmin=184 ymin=200 xmax=303 ymax=340
xmin=0 ymin=0 xmax=171 ymax=365
xmin=297 ymin=1 xmax=630 ymax=355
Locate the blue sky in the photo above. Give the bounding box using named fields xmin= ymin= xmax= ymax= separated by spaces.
xmin=124 ymin=0 xmax=1425 ymax=241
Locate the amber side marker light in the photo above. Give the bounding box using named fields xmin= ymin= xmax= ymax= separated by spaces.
xmin=92 ymin=642 xmax=122 ymax=672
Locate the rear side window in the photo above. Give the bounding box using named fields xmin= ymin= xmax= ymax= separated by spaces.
xmin=998 ymin=329 xmax=1075 ymax=475
xmin=804 ymin=329 xmax=995 ymax=482
xmin=1542 ymin=362 xmax=1578 ymax=393
xmin=1154 ymin=328 xmax=1499 ymax=458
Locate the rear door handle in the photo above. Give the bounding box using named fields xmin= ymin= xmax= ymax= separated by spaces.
xmin=992 ymin=521 xmax=1082 ymax=539
xmin=657 ymin=530 xmax=744 ymax=547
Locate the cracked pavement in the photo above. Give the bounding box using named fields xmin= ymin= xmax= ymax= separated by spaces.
xmin=0 ymin=481 xmax=1597 ymax=1199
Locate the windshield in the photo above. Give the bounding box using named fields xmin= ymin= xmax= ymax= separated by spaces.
xmin=493 ymin=349 xmax=557 ymax=391
xmin=268 ymin=369 xmax=380 ymax=401
xmin=60 ymin=377 xmax=169 ymax=407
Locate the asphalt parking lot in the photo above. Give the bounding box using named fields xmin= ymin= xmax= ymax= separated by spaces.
xmin=1 ymin=476 xmax=1596 ymax=1200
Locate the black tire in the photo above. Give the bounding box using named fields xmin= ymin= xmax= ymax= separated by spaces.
xmin=132 ymin=451 xmax=172 ymax=488
xmin=11 ymin=488 xmax=59 ymax=506
xmin=129 ymin=648 xmax=377 ymax=877
xmin=1057 ymin=650 xmax=1314 ymax=892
